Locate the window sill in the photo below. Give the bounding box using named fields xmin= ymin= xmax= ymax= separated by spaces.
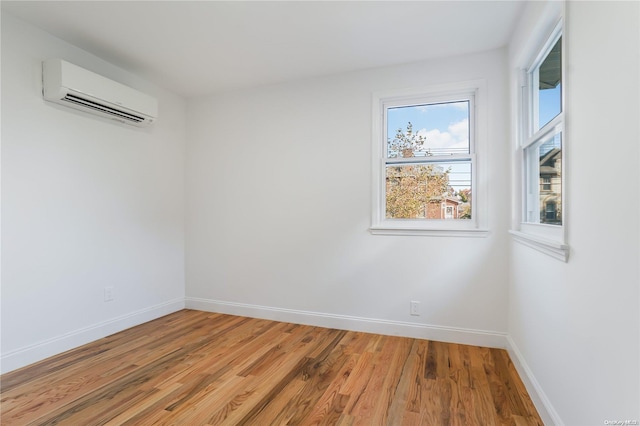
xmin=509 ymin=230 xmax=569 ymax=262
xmin=370 ymin=227 xmax=489 ymax=237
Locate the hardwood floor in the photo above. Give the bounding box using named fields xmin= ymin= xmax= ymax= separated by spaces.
xmin=0 ymin=310 xmax=542 ymax=425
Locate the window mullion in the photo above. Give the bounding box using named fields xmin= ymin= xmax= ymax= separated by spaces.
xmin=385 ymin=155 xmax=473 ymax=166
xmin=524 ymin=113 xmax=564 ymax=149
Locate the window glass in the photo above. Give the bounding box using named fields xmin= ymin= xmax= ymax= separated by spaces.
xmin=385 ymin=161 xmax=472 ymax=219
xmin=384 ymin=100 xmax=472 ymax=221
xmin=537 ymin=37 xmax=562 ymax=130
xmin=525 ymin=132 xmax=562 ymax=225
xmin=387 ymin=101 xmax=469 ymax=158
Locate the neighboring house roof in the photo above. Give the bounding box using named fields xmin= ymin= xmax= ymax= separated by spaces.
xmin=540 ymin=147 xmax=561 ymax=176
xmin=428 ymin=196 xmax=461 ymax=205
xmin=540 ymin=147 xmax=561 ymax=166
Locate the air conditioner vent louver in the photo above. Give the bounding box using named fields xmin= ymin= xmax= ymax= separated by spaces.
xmin=63 ymin=94 xmax=145 ymax=123
xmin=42 ymin=59 xmax=157 ymax=127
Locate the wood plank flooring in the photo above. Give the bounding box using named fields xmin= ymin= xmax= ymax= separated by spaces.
xmin=0 ymin=310 xmax=543 ymax=425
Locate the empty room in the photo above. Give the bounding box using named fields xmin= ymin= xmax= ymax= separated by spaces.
xmin=1 ymin=1 xmax=638 ymax=425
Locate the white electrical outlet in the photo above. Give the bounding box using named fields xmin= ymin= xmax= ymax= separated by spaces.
xmin=104 ymin=286 xmax=114 ymax=302
xmin=410 ymin=300 xmax=420 ymax=316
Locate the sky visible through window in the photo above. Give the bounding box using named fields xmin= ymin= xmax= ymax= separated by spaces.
xmin=539 ymin=84 xmax=561 ymax=130
xmin=387 ymin=101 xmax=471 ymax=193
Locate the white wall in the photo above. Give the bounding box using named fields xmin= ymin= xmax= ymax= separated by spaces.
xmin=508 ymin=2 xmax=640 ymax=424
xmin=1 ymin=13 xmax=187 ymax=373
xmin=185 ymin=49 xmax=511 ymax=345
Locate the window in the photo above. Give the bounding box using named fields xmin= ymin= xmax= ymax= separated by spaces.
xmin=371 ymin=82 xmax=487 ymax=236
xmin=545 ymin=201 xmax=557 ymax=222
xmin=510 ymin=21 xmax=568 ymax=260
xmin=524 ymin=32 xmax=563 ymax=227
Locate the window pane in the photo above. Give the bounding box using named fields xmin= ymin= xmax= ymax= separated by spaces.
xmin=385 ymin=162 xmax=471 ymax=219
xmin=387 ymin=101 xmax=469 ymax=158
xmin=537 ymin=37 xmax=562 ymax=129
xmin=525 ymin=132 xmax=562 ymax=225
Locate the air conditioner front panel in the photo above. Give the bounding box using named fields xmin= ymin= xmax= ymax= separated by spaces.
xmin=42 ymin=59 xmax=157 ymax=126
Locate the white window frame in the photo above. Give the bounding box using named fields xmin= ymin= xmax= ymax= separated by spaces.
xmin=370 ymin=81 xmax=488 ymax=237
xmin=510 ymin=20 xmax=569 ymax=261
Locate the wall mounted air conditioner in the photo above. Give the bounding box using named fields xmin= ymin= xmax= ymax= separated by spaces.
xmin=42 ymin=58 xmax=158 ymax=127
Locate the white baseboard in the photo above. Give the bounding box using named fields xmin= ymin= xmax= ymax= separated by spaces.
xmin=185 ymin=297 xmax=508 ymax=349
xmin=506 ymin=335 xmax=564 ymax=426
xmin=0 ymin=298 xmax=185 ymax=374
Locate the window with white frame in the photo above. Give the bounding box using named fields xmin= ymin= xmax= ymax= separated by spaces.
xmin=511 ymin=21 xmax=568 ymax=260
xmin=371 ymin=83 xmax=486 ymax=236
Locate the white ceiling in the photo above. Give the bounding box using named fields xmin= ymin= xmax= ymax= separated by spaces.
xmin=2 ymin=1 xmax=526 ymax=98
